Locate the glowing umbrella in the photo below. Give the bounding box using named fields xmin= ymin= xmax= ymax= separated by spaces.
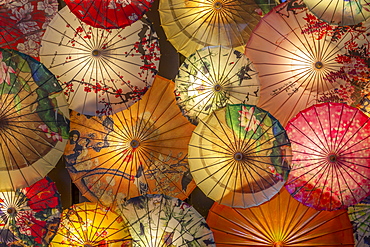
xmin=348 ymin=196 xmax=370 ymax=247
xmin=40 ymin=6 xmax=160 ymax=116
xmin=158 ymin=0 xmax=262 ymax=58
xmin=0 ymin=177 xmax=62 ymax=246
xmin=245 ymin=0 xmax=370 ymax=126
xmin=0 ymin=48 xmax=69 ymax=191
xmin=303 ymin=0 xmax=370 ymax=25
xmin=188 ymin=104 xmax=292 ymax=208
xmin=117 ymin=194 xmax=215 ymax=247
xmin=50 ymin=202 xmax=132 ymax=246
xmin=207 ymin=187 xmax=355 ymax=246
xmin=64 ymin=75 xmax=196 ymax=208
xmin=64 ymin=0 xmax=155 ymax=29
xmin=285 ymin=102 xmax=370 ymax=211
xmin=0 ymin=0 xmax=58 ymax=58
xmin=175 ymin=45 xmax=260 ymax=125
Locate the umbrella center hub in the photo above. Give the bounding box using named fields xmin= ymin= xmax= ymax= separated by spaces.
xmin=84 ymin=244 xmax=93 ymax=247
xmin=273 ymin=241 xmax=285 ymax=247
xmin=327 ymin=153 xmax=338 ymax=163
xmin=92 ymin=49 xmax=102 ymax=57
xmin=7 ymin=207 xmax=16 ymax=215
xmin=130 ymin=139 xmax=140 ymax=148
xmin=213 ymin=0 xmax=223 ymax=10
xmin=213 ymin=84 xmax=222 ymax=92
xmin=314 ymin=61 xmax=324 ymax=69
xmin=234 ymin=152 xmax=244 ymax=161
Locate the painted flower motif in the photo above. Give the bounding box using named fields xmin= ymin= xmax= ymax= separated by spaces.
xmin=128 ymin=13 xmax=138 ymax=22
xmin=37 ymin=0 xmax=58 ymax=16
xmin=0 ymin=52 xmax=15 ymax=85
xmin=38 ymin=124 xmax=63 ymax=142
xmin=117 ymin=0 xmax=132 ymax=7
xmin=238 ymin=106 xmax=260 ymax=132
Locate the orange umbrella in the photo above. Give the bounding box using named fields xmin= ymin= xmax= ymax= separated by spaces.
xmin=207 ymin=187 xmax=355 ymax=246
xmin=64 ymin=75 xmax=196 ymax=208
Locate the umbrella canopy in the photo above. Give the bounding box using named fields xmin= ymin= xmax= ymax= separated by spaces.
xmin=0 ymin=177 xmax=62 ymax=246
xmin=188 ymin=104 xmax=292 ymax=208
xmin=175 ymin=45 xmax=260 ymax=125
xmin=40 ymin=6 xmax=160 ymax=116
xmin=207 ymin=187 xmax=355 ymax=246
xmin=348 ymin=196 xmax=370 ymax=247
xmin=158 ymin=0 xmax=262 ymax=58
xmin=245 ymin=0 xmax=370 ymax=126
xmin=0 ymin=0 xmax=59 ymax=58
xmin=50 ymin=202 xmax=132 ymax=246
xmin=64 ymin=0 xmax=155 ymax=29
xmin=285 ymin=102 xmax=370 ymax=211
xmin=303 ymin=0 xmax=370 ymax=25
xmin=0 ymin=48 xmax=69 ymax=191
xmin=64 ymin=75 xmax=196 ymax=208
xmin=117 ymin=194 xmax=215 ymax=247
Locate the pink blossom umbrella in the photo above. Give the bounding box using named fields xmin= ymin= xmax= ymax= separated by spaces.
xmin=285 ymin=102 xmax=370 ymax=211
xmin=0 ymin=0 xmax=59 ymax=59
xmin=64 ymin=0 xmax=155 ymax=29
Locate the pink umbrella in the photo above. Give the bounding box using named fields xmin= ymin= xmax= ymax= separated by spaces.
xmin=285 ymin=102 xmax=370 ymax=211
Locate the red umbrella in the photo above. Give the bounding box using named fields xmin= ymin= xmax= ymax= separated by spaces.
xmin=0 ymin=177 xmax=62 ymax=246
xmin=285 ymin=102 xmax=370 ymax=211
xmin=0 ymin=0 xmax=59 ymax=59
xmin=64 ymin=0 xmax=155 ymax=29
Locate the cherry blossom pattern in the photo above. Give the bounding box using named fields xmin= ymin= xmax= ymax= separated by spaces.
xmin=0 ymin=0 xmax=58 ymax=59
xmin=285 ymin=102 xmax=370 ymax=211
xmin=40 ymin=6 xmax=160 ymax=116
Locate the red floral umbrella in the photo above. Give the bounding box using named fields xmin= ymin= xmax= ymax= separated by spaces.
xmin=285 ymin=102 xmax=370 ymax=211
xmin=0 ymin=0 xmax=59 ymax=59
xmin=0 ymin=177 xmax=62 ymax=246
xmin=64 ymin=0 xmax=155 ymax=29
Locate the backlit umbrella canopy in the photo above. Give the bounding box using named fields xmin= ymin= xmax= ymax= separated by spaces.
xmin=348 ymin=196 xmax=370 ymax=247
xmin=64 ymin=0 xmax=155 ymax=29
xmin=245 ymin=0 xmax=370 ymax=126
xmin=117 ymin=194 xmax=215 ymax=247
xmin=188 ymin=104 xmax=292 ymax=208
xmin=175 ymin=46 xmax=260 ymax=125
xmin=158 ymin=0 xmax=262 ymax=58
xmin=50 ymin=202 xmax=132 ymax=246
xmin=303 ymin=0 xmax=370 ymax=25
xmin=207 ymin=187 xmax=355 ymax=246
xmin=285 ymin=102 xmax=370 ymax=211
xmin=0 ymin=177 xmax=62 ymax=246
xmin=0 ymin=48 xmax=69 ymax=191
xmin=64 ymin=75 xmax=196 ymax=208
xmin=0 ymin=0 xmax=59 ymax=58
xmin=40 ymin=6 xmax=160 ymax=116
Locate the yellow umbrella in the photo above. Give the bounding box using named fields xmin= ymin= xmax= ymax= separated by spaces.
xmin=64 ymin=75 xmax=197 ymax=208
xmin=50 ymin=202 xmax=132 ymax=246
xmin=158 ymin=0 xmax=262 ymax=58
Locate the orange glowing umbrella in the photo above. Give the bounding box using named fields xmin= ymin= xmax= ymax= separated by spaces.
xmin=207 ymin=187 xmax=355 ymax=246
xmin=50 ymin=202 xmax=132 ymax=246
xmin=64 ymin=75 xmax=196 ymax=208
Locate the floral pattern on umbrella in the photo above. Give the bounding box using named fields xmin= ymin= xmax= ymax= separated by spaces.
xmin=188 ymin=104 xmax=291 ymax=208
xmin=65 ymin=0 xmax=155 ymax=29
xmin=117 ymin=194 xmax=215 ymax=247
xmin=0 ymin=48 xmax=69 ymax=190
xmin=0 ymin=0 xmax=59 ymax=58
xmin=285 ymin=102 xmax=370 ymax=211
xmin=175 ymin=46 xmax=260 ymax=125
xmin=348 ymin=196 xmax=370 ymax=247
xmin=50 ymin=202 xmax=132 ymax=246
xmin=245 ymin=0 xmax=370 ymax=126
xmin=40 ymin=6 xmax=160 ymax=116
xmin=64 ymin=75 xmax=196 ymax=208
xmin=0 ymin=177 xmax=62 ymax=246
